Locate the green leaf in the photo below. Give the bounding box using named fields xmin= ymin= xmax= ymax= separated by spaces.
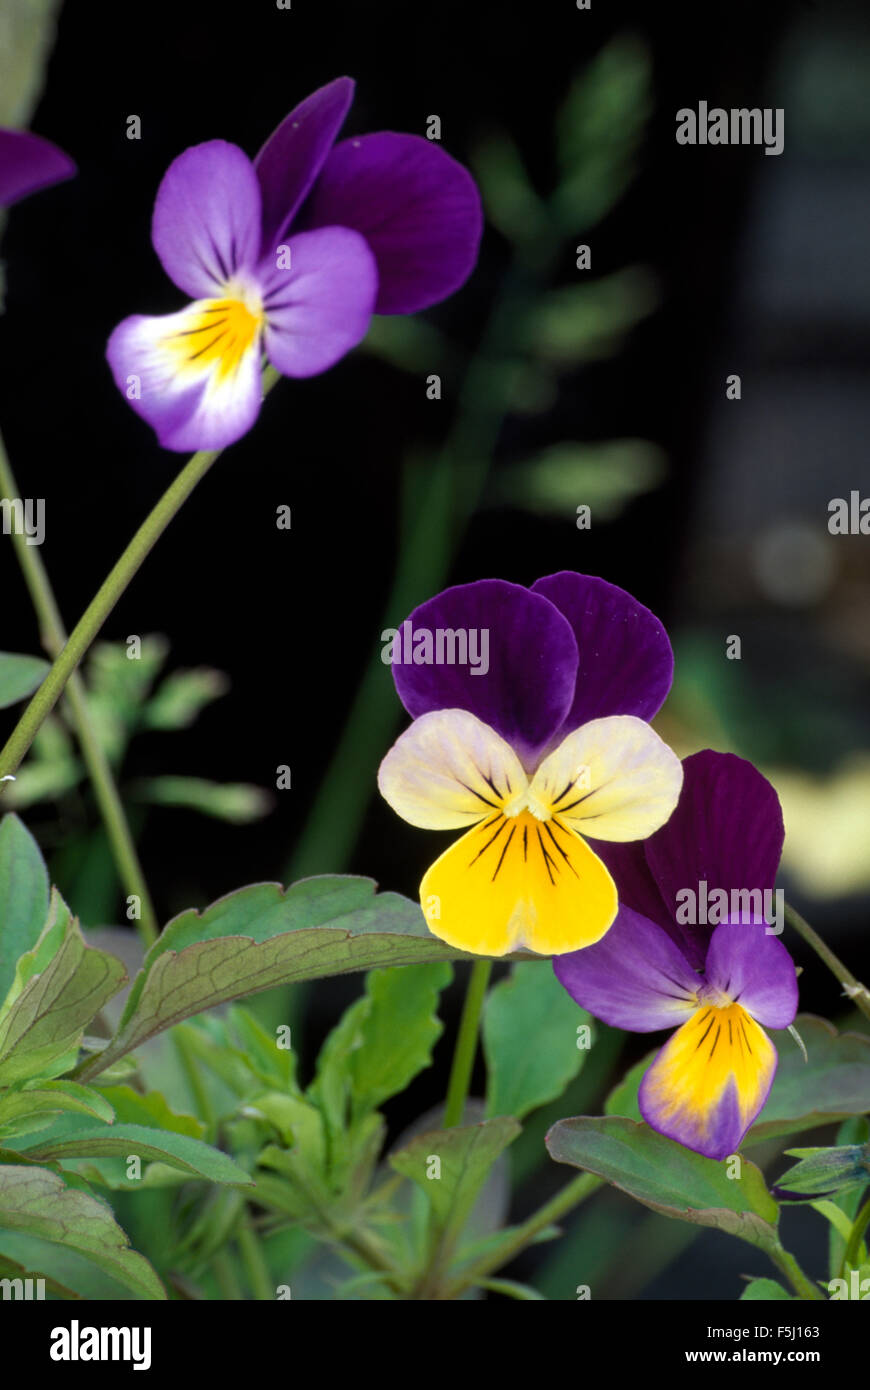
xmin=20 ymin=1122 xmax=253 ymax=1185
xmin=0 ymin=813 xmax=50 ymax=1001
xmin=390 ymin=1117 xmax=521 ymax=1252
xmin=0 ymin=1164 xmax=165 ymax=1299
xmin=523 ymin=268 xmax=659 ymax=366
xmin=129 ymin=775 xmax=271 ymax=823
xmin=828 ymin=1117 xmax=870 ymax=1278
xmin=553 ymin=34 xmax=651 ymax=227
xmin=604 ymin=1015 xmax=870 ymax=1141
xmin=78 ymin=877 xmax=478 ymax=1080
xmin=0 ymin=1250 xmax=81 ymax=1300
xmin=0 ymin=1080 xmax=115 ymax=1138
xmin=483 ymin=961 xmax=589 ymax=1120
xmin=546 ymin=1116 xmax=780 ymax=1252
xmin=349 ymin=962 xmax=453 ymax=1118
xmin=0 ymin=653 xmax=49 ymax=710
xmin=740 ymin=1278 xmax=793 ymax=1301
xmin=0 ymin=890 xmax=126 ymax=1082
xmin=491 ymin=440 xmax=666 ymax=522
xmin=95 ymin=1085 xmax=204 ymax=1138
xmin=142 ymin=666 xmax=229 ymax=729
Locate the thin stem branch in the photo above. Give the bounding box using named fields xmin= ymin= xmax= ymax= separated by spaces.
xmin=842 ymin=1195 xmax=870 ymax=1277
xmin=0 ymin=430 xmax=159 ymax=944
xmin=784 ymin=902 xmax=870 ymax=1025
xmin=236 ymin=1219 xmax=274 ymax=1301
xmin=769 ymin=1243 xmax=825 ymax=1301
xmin=0 ymin=367 xmax=281 ymax=784
xmin=444 ymin=959 xmax=492 ymax=1129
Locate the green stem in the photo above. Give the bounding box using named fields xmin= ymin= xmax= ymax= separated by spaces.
xmin=0 ymin=430 xmax=159 ymax=945
xmin=443 ymin=959 xmax=492 ymax=1129
xmin=841 ymin=1195 xmax=870 ymax=1277
xmin=0 ymin=367 xmax=281 ymax=784
xmin=447 ymin=1173 xmax=600 ymax=1295
xmin=210 ymin=1249 xmax=243 ymax=1301
xmin=784 ymin=902 xmax=870 ymax=1025
xmin=236 ymin=1218 xmax=274 ymax=1301
xmin=769 ymin=1243 xmax=825 ymax=1301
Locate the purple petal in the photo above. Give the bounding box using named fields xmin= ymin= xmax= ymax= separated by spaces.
xmin=259 ymin=226 xmax=377 ymax=377
xmin=152 ymin=141 xmax=262 ymax=298
xmin=643 ymin=750 xmax=785 ymax=967
xmin=303 ymin=132 xmax=483 ymax=314
xmin=553 ymin=906 xmax=699 ymax=1032
xmin=703 ymin=921 xmax=798 ymax=1029
xmin=390 ymin=580 xmax=578 ymax=769
xmin=254 ymin=77 xmax=354 ymax=256
xmin=0 ymin=129 xmax=75 ymax=207
xmin=587 ymin=839 xmax=677 ymax=939
xmin=531 ymin=573 xmax=674 ymax=740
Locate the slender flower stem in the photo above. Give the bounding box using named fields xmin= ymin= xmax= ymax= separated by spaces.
xmin=443 ymin=959 xmax=492 ymax=1129
xmin=841 ymin=1195 xmax=870 ymax=1278
xmin=769 ymin=1243 xmax=825 ymax=1301
xmin=784 ymin=902 xmax=870 ymax=1025
xmin=0 ymin=367 xmax=282 ymax=784
xmin=446 ymin=1173 xmax=600 ymax=1295
xmin=236 ymin=1219 xmax=274 ymax=1301
xmin=210 ymin=1249 xmax=243 ymax=1301
xmin=0 ymin=431 xmax=159 ymax=945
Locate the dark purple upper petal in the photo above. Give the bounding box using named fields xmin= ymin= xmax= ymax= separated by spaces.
xmin=531 ymin=573 xmax=674 ymax=742
xmin=643 ymin=750 xmax=785 ymax=967
xmin=302 ymin=132 xmax=483 ymax=314
xmin=254 ymin=77 xmax=354 ymax=256
xmin=151 ymin=141 xmax=262 ymax=298
xmin=0 ymin=129 xmax=75 ymax=207
xmin=704 ymin=920 xmax=798 ymax=1029
xmin=554 ymin=905 xmax=699 ymax=1032
xmin=391 ymin=579 xmax=578 ymax=769
xmin=589 ymin=838 xmax=679 ymax=940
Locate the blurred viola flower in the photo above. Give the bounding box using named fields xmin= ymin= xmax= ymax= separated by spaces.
xmin=107 ymin=76 xmax=482 ymax=452
xmin=378 ymin=572 xmax=682 ymax=957
xmin=555 ymin=751 xmax=799 ymax=1159
xmin=0 ymin=128 xmax=75 ymax=207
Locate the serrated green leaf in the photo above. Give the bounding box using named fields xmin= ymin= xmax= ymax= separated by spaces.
xmin=0 ymin=814 xmax=49 ymax=1001
xmin=350 ymin=963 xmax=453 ymax=1118
xmin=483 ymin=961 xmax=589 ymax=1121
xmin=78 ymin=877 xmax=479 ymax=1080
xmin=390 ymin=1117 xmax=521 ymax=1252
xmin=20 ymin=1121 xmax=253 ymax=1185
xmin=0 ymin=891 xmax=126 ymax=1082
xmin=0 ymin=1164 xmax=165 ymax=1299
xmin=740 ymin=1278 xmax=793 ymax=1301
xmin=546 ymin=1116 xmax=780 ymax=1252
xmin=0 ymin=652 xmax=49 ymax=710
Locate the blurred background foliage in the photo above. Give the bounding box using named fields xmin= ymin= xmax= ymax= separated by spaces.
xmin=2 ymin=0 xmax=869 ymax=1297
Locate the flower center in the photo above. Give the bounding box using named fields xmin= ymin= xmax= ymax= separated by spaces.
xmin=170 ymin=291 xmax=264 ymax=383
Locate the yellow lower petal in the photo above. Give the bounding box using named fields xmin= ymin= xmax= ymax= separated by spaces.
xmin=420 ymin=810 xmax=617 ymax=956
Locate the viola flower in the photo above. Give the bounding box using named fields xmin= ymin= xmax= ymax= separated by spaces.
xmin=378 ymin=572 xmax=683 ymax=957
xmin=554 ymin=751 xmax=799 ymax=1159
xmin=0 ymin=129 xmax=75 ymax=207
xmin=107 ymin=77 xmax=482 ymax=452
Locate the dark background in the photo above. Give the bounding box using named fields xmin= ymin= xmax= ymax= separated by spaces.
xmin=2 ymin=0 xmax=869 ymax=1298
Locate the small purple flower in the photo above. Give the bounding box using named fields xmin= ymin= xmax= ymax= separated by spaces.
xmin=0 ymin=129 xmax=75 ymax=207
xmin=555 ymin=751 xmax=799 ymax=1159
xmin=378 ymin=572 xmax=683 ymax=957
xmin=106 ymin=77 xmax=483 ymax=452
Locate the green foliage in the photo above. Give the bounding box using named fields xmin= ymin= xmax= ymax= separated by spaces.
xmin=0 ymin=813 xmax=49 ymax=999
xmin=483 ymin=961 xmax=589 ymax=1120
xmin=491 ymin=439 xmax=665 ymax=522
xmin=0 ymin=651 xmax=49 ymax=709
xmin=740 ymin=1278 xmax=793 ymax=1301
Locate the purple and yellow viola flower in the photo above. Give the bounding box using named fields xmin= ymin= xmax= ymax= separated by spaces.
xmin=554 ymin=751 xmax=799 ymax=1160
xmin=0 ymin=128 xmax=75 ymax=207
xmin=107 ymin=76 xmax=482 ymax=452
xmin=378 ymin=572 xmax=683 ymax=957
